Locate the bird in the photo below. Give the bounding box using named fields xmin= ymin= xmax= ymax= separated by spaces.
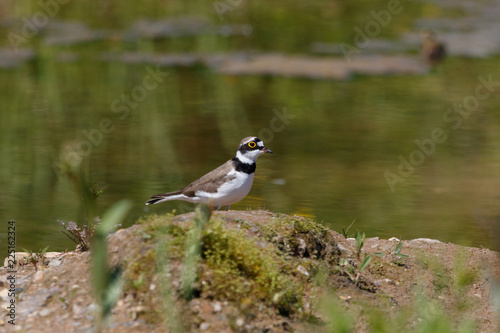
xmin=145 ymin=136 xmax=273 ymax=210
xmin=420 ymin=29 xmax=446 ymax=67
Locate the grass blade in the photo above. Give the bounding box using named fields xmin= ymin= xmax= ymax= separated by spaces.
xmin=359 ymin=255 xmax=372 ymax=273
xmin=92 ymin=200 xmax=132 ymax=331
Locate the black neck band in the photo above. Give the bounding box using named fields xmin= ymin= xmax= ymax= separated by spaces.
xmin=232 ymin=158 xmax=256 ymax=174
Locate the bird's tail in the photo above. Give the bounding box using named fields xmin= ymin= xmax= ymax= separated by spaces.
xmin=145 ymin=190 xmax=183 ymax=205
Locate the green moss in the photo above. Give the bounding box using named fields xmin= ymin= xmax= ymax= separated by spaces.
xmin=122 ymin=215 xmax=186 ymax=293
xmin=453 ymin=251 xmax=478 ymax=291
xmin=118 ymin=214 xmax=193 ymax=324
xmin=264 ymin=216 xmax=341 ymax=264
xmin=202 ymin=220 xmax=302 ymax=316
xmin=135 ymin=213 xmax=189 ymax=257
xmin=268 ymin=215 xmax=330 ymax=235
xmin=119 ymin=213 xmax=341 ymax=321
xmin=108 ymin=211 xmax=491 ymax=331
xmin=416 ymin=253 xmax=452 ymax=293
xmin=137 ymin=213 xmax=175 ymax=234
xmin=123 ymin=247 xmax=157 ymax=293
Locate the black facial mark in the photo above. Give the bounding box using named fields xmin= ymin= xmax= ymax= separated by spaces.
xmin=238 ymin=141 xmax=261 ymax=153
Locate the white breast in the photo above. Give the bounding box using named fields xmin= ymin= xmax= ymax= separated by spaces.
xmin=195 ymin=171 xmax=255 ymax=207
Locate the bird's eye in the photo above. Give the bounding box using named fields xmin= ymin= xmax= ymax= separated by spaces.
xmin=248 ymin=142 xmax=256 ymax=148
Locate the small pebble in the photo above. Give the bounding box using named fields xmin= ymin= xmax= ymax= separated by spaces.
xmin=200 ymin=322 xmax=210 ymax=331
xmin=384 ymin=278 xmax=395 ymax=285
xmin=191 ymin=299 xmax=201 ymax=314
xmin=236 ymin=318 xmax=244 ymax=327
xmin=410 ymin=238 xmax=442 ymax=244
xmin=213 ymin=302 xmax=222 ymax=312
xmin=39 ymin=308 xmax=51 ymax=317
xmin=45 ymin=252 xmax=62 ymax=259
xmin=73 ymin=301 xmax=85 ymax=316
xmin=133 ymin=306 xmax=147 ymax=313
xmin=337 ymin=243 xmax=352 ymax=253
xmin=48 ymin=259 xmax=62 ymax=267
xmin=0 ymin=289 xmax=9 ymax=299
xmin=297 ymin=238 xmax=307 ymax=257
xmin=297 ymin=265 xmax=309 ymax=276
xmin=33 ymin=271 xmax=44 ymax=282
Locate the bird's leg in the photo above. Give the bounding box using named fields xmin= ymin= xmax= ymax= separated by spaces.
xmin=225 ymin=205 xmax=230 ymax=211
xmin=207 ymin=201 xmax=218 ymax=212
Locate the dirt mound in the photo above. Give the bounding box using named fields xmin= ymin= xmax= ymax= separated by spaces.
xmin=1 ymin=210 xmax=498 ymax=332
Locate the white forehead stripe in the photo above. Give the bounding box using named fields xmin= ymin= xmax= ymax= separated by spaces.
xmin=242 ymin=137 xmax=257 ymax=144
xmin=257 ymin=141 xmax=264 ymax=147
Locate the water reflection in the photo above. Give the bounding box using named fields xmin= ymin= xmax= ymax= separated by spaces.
xmin=3 ymin=63 xmax=498 ymax=250
xmin=1 ymin=1 xmax=500 ymax=252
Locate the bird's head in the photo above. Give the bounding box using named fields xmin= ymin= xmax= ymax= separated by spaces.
xmin=236 ymin=136 xmax=273 ymax=163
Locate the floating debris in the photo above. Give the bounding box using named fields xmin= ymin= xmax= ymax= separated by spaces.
xmin=43 ymin=21 xmax=108 ymax=45
xmin=216 ymin=53 xmax=428 ymax=79
xmin=101 ymin=51 xmax=428 ymax=79
xmin=0 ymin=48 xmax=34 ymax=68
xmin=100 ymin=52 xmax=201 ymax=66
xmin=123 ymin=17 xmax=209 ymax=40
xmin=311 ymin=39 xmax=411 ymax=55
xmin=313 ymin=0 xmax=500 ymax=59
xmin=123 ymin=17 xmax=252 ymax=41
xmin=216 ymin=53 xmax=352 ymax=79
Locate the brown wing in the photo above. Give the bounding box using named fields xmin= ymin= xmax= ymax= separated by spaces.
xmin=181 ymin=160 xmax=236 ymax=197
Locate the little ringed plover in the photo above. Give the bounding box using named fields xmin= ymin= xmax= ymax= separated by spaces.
xmin=145 ymin=136 xmax=273 ymax=210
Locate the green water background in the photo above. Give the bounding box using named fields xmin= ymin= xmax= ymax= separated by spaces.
xmin=1 ymin=0 xmax=500 ymax=251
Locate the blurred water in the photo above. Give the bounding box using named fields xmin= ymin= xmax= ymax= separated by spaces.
xmin=1 ymin=1 xmax=500 ymax=251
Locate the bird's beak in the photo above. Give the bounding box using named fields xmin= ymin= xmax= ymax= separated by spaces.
xmin=263 ymin=147 xmax=274 ymax=154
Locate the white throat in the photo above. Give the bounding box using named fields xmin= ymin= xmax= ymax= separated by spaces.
xmin=236 ymin=150 xmax=260 ymax=164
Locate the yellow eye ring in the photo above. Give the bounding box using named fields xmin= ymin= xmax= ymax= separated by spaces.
xmin=248 ymin=142 xmax=256 ymax=148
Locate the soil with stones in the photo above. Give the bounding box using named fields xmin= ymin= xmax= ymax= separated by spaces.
xmin=1 ymin=210 xmax=499 ymax=333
